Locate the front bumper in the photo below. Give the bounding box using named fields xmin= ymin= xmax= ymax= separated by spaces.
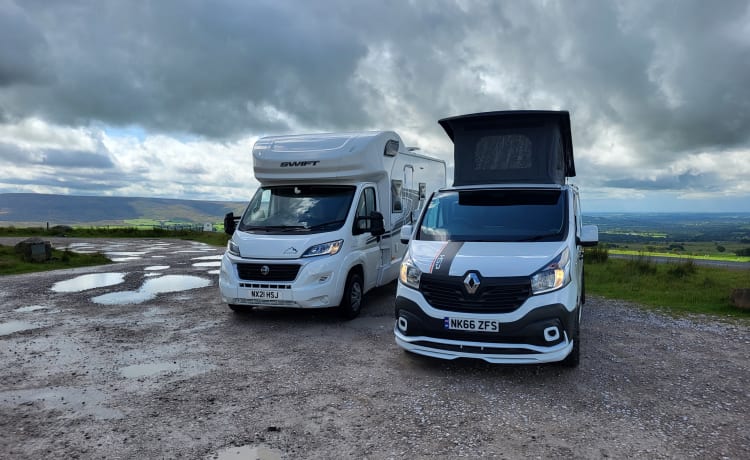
xmin=219 ymin=252 xmax=342 ymax=308
xmin=394 ymin=289 xmax=577 ymax=364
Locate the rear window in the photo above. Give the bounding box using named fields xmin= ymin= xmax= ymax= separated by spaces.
xmin=417 ymin=189 xmax=567 ymax=242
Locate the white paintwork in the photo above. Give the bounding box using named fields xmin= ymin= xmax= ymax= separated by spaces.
xmin=220 ymin=131 xmax=446 ymax=309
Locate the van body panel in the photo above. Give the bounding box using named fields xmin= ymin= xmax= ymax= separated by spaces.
xmin=395 ymin=110 xmax=598 ymax=364
xmin=220 ymin=131 xmax=446 ymax=315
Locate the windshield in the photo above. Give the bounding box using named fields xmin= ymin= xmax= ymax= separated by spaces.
xmin=239 ymin=185 xmax=356 ymax=234
xmin=417 ymin=189 xmax=567 ymax=242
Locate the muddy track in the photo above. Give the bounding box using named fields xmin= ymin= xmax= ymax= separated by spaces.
xmin=1 ymin=238 xmax=748 ymax=459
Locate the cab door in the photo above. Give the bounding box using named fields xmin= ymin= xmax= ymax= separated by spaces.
xmin=351 ymin=185 xmax=381 ymax=292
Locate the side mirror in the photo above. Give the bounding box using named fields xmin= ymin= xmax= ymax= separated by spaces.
xmin=224 ymin=212 xmax=237 ymax=235
xmin=369 ymin=211 xmax=385 ymax=237
xmin=579 ymin=225 xmax=599 ymax=247
xmin=400 ymin=224 xmax=413 ymax=244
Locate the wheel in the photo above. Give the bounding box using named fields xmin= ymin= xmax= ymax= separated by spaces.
xmin=228 ymin=304 xmax=253 ymax=314
xmin=561 ymin=307 xmax=580 ymax=368
xmin=338 ymin=272 xmax=363 ymax=320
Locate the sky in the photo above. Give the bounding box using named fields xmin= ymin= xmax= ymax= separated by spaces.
xmin=1 ymin=0 xmax=749 ymax=213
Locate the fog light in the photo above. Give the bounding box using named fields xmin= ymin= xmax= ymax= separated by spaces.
xmin=397 ymin=316 xmax=408 ymax=333
xmin=543 ymin=326 xmax=560 ymax=342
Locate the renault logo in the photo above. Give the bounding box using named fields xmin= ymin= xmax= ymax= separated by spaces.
xmin=464 ymin=272 xmax=480 ymax=294
xmin=260 ymin=265 xmax=270 ymax=276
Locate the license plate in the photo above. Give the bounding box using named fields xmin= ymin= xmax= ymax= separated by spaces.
xmin=250 ymin=290 xmax=279 ymax=299
xmin=444 ymin=317 xmax=499 ymax=332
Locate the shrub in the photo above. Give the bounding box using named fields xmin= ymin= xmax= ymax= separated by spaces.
xmin=584 ymin=245 xmax=609 ymax=263
xmin=716 ymin=245 xmax=726 ymax=253
xmin=667 ymin=259 xmax=696 ymax=278
xmin=625 ymin=254 xmax=657 ymax=275
xmin=735 ymin=248 xmax=750 ymax=257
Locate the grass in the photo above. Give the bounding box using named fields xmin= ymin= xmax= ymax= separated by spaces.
xmin=0 ymin=244 xmax=111 ymax=275
xmin=585 ymin=252 xmax=750 ymax=318
xmin=609 ymin=248 xmax=750 ymax=263
xmin=0 ymin=226 xmax=230 ymax=247
xmin=604 ymin=240 xmax=750 ymax=262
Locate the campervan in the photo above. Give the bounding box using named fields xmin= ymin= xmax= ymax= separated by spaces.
xmin=219 ymin=131 xmax=446 ymax=318
xmin=395 ymin=111 xmax=598 ymax=366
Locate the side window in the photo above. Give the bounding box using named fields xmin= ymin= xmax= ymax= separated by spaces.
xmin=355 ymin=187 xmax=377 ymax=232
xmin=573 ymin=192 xmax=581 ymax=238
xmin=391 ymin=180 xmax=403 ymax=212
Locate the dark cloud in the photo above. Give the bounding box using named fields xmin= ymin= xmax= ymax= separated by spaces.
xmin=603 ymin=172 xmax=724 ymax=192
xmin=0 ymin=0 xmax=748 ymax=202
xmin=0 ymin=142 xmax=114 ymax=168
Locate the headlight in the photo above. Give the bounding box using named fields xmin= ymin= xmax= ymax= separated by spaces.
xmin=227 ymin=239 xmax=241 ymax=257
xmin=399 ymin=253 xmax=422 ymax=289
xmin=531 ymin=248 xmax=570 ymax=294
xmin=302 ymin=240 xmax=343 ymax=258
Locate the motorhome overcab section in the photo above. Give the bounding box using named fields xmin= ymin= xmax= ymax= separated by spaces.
xmin=395 ymin=111 xmax=598 ymax=366
xmin=219 ymin=131 xmax=446 ymax=319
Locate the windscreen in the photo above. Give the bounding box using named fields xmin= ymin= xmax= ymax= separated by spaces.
xmin=239 ymin=185 xmax=356 ymax=234
xmin=417 ymin=189 xmax=567 ymax=242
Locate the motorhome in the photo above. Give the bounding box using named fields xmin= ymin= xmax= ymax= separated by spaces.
xmin=395 ymin=111 xmax=598 ymax=366
xmin=219 ymin=131 xmax=446 ymax=318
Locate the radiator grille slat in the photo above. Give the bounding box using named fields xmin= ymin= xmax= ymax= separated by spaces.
xmin=236 ymin=263 xmax=300 ymax=282
xmin=420 ymin=273 xmax=530 ymax=313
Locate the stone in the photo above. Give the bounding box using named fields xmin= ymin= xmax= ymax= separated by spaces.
xmin=730 ymin=288 xmax=750 ymax=310
xmin=14 ymin=237 xmax=53 ymax=262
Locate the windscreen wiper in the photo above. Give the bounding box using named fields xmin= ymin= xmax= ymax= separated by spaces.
xmin=242 ymin=225 xmax=308 ymax=232
xmin=306 ymin=219 xmax=347 ymax=230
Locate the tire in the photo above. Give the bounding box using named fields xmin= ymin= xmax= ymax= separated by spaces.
xmin=338 ymin=272 xmax=363 ymax=320
xmin=561 ymin=306 xmax=581 ymax=368
xmin=228 ymin=304 xmax=253 ymax=314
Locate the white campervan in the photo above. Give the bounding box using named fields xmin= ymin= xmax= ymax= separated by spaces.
xmin=219 ymin=131 xmax=446 ymax=318
xmin=395 ymin=111 xmax=598 ymax=366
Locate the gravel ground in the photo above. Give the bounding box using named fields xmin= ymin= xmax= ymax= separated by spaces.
xmin=0 ymin=237 xmax=748 ymax=459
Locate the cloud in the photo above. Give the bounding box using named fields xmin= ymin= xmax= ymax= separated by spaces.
xmin=0 ymin=0 xmax=748 ymax=210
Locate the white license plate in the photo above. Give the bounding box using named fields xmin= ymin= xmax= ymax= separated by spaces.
xmin=444 ymin=317 xmax=500 ymax=332
xmin=250 ymin=290 xmax=279 ymax=299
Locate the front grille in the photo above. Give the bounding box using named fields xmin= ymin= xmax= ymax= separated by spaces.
xmin=236 ymin=263 xmax=301 ymax=282
xmin=420 ymin=273 xmax=531 ymax=313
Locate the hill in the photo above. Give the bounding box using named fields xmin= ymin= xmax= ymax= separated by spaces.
xmin=0 ymin=193 xmax=247 ymax=227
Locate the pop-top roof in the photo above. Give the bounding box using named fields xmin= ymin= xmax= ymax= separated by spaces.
xmin=438 ymin=110 xmax=576 ymax=186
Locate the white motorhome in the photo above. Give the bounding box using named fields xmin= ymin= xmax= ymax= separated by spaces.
xmin=395 ymin=111 xmax=598 ymax=366
xmin=219 ymin=131 xmax=446 ymax=318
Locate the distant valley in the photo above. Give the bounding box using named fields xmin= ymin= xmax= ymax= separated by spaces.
xmin=0 ymin=193 xmax=247 ymax=226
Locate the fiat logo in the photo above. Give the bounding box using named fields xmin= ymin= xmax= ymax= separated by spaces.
xmin=260 ymin=265 xmax=270 ymax=276
xmin=463 ymin=272 xmax=480 ymax=294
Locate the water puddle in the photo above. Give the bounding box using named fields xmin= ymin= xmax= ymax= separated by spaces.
xmin=144 ymin=265 xmax=170 ymax=271
xmin=120 ymin=362 xmax=180 ymax=378
xmin=207 ymin=269 xmax=220 ymax=275
xmin=192 ymin=255 xmax=223 ymax=261
xmin=209 ymin=445 xmax=283 ymax=460
xmin=193 ymin=261 xmax=220 ymax=268
xmin=91 ymin=275 xmax=210 ymax=305
xmin=0 ymin=321 xmax=39 ymax=336
xmin=150 ymin=255 xmax=167 ymax=258
xmin=0 ymin=386 xmax=123 ymax=420
xmin=14 ymin=305 xmax=48 ymax=312
xmin=51 ymin=273 xmax=126 ymax=293
xmin=111 ymin=257 xmax=142 ymax=262
xmin=106 ymin=251 xmax=147 ymax=256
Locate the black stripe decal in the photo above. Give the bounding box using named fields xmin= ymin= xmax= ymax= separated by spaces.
xmin=430 ymin=242 xmax=464 ymax=275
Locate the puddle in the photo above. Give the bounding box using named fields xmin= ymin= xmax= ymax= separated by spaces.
xmin=192 ymin=255 xmax=223 ymax=261
xmin=209 ymin=445 xmax=283 ymax=460
xmin=120 ymin=362 xmax=180 ymax=378
xmin=0 ymin=387 xmax=123 ymax=420
xmin=111 ymin=257 xmax=142 ymax=262
xmin=0 ymin=321 xmax=39 ymax=336
xmin=144 ymin=266 xmax=170 ymax=271
xmin=106 ymin=251 xmax=147 ymax=256
xmin=150 ymin=255 xmax=167 ymax=258
xmin=192 ymin=261 xmax=220 ymax=268
xmin=14 ymin=305 xmax=48 ymax=312
xmin=207 ymin=269 xmax=220 ymax=275
xmin=175 ymin=250 xmax=206 ymax=253
xmin=51 ymin=273 xmax=125 ymax=293
xmin=91 ymin=275 xmax=211 ymax=305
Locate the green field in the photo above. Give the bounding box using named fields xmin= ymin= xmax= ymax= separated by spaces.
xmin=585 ymin=252 xmax=750 ymax=319
xmin=0 ymin=245 xmax=111 ymax=275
